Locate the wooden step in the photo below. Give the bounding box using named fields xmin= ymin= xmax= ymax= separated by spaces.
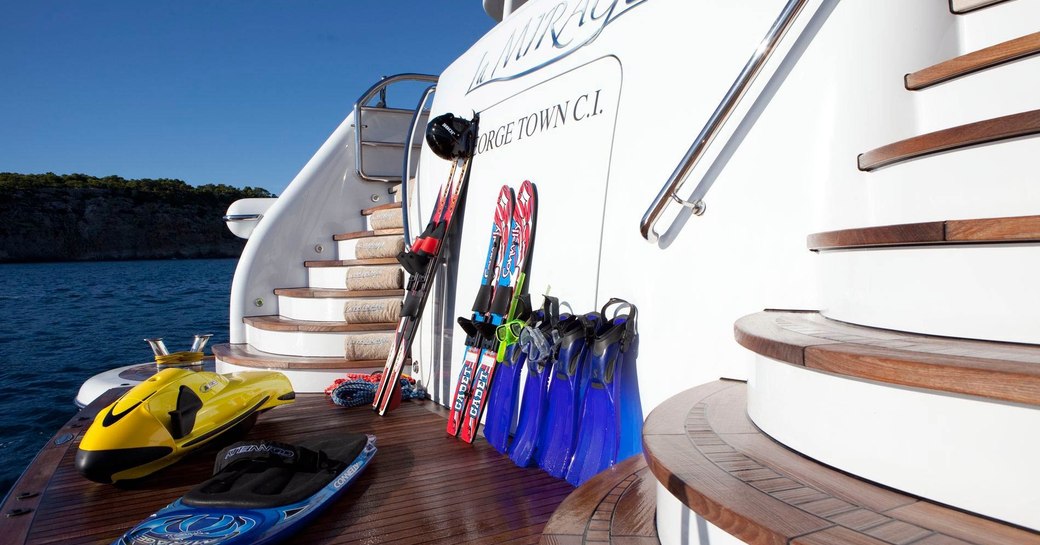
xmin=243 ymin=315 xmax=396 ymax=333
xmin=734 ymin=310 xmax=1040 ymax=406
xmin=642 ymin=380 xmax=1040 ymax=545
xmin=361 ymin=202 xmax=403 ymax=216
xmin=949 ymin=0 xmax=1014 ymax=14
xmin=906 ymin=31 xmax=1040 ymax=90
xmin=540 ymin=455 xmax=659 ymax=544
xmin=212 ymin=343 xmax=385 ymax=370
xmin=807 ymin=213 xmax=1040 ymax=250
xmin=274 ymin=287 xmax=403 ymax=298
xmin=332 ymin=228 xmax=404 ymax=241
xmin=857 ymin=109 xmax=1040 ymax=171
xmin=304 ymin=257 xmax=400 ymax=268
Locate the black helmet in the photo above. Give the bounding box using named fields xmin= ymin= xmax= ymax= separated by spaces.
xmin=425 ymin=113 xmax=479 ymax=160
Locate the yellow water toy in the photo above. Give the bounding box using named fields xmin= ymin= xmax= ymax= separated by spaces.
xmin=76 ymin=367 xmax=295 ymax=484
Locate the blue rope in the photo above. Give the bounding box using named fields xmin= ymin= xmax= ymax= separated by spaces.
xmin=330 ymin=377 xmax=425 ymax=408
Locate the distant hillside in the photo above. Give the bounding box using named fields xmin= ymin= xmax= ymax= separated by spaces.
xmin=0 ymin=173 xmax=275 ymax=263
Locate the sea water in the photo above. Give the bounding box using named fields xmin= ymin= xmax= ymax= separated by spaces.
xmin=0 ymin=259 xmax=236 ymax=498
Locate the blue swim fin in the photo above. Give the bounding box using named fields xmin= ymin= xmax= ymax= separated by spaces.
xmin=566 ymin=299 xmax=640 ymax=485
xmin=507 ymin=299 xmax=559 ymax=466
xmin=483 ymin=342 xmax=525 ymax=454
xmin=508 ymin=350 xmax=549 ymax=466
xmin=537 ymin=312 xmax=600 ymax=479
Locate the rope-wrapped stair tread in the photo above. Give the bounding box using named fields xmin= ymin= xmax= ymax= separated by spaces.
xmin=333 ymin=228 xmax=404 ymax=241
xmin=905 ymin=31 xmax=1040 ymax=90
xmin=734 ymin=311 xmax=1040 ymax=406
xmin=857 ymin=109 xmax=1040 ymax=171
xmin=360 ymin=201 xmax=403 ymax=216
xmin=354 ymin=236 xmax=405 ymax=259
xmin=807 ymin=214 xmax=1040 ymax=250
xmin=642 ymin=381 xmax=1040 ymax=545
xmin=212 ymin=343 xmax=385 ymax=369
xmin=343 ymin=298 xmax=400 ymax=324
xmin=1 ymin=392 xmax=575 ymax=544
xmin=540 ymin=455 xmax=659 ymax=544
xmin=368 ymin=209 xmax=404 ymax=231
xmin=274 ymin=288 xmax=405 ymax=298
xmin=344 ymin=265 xmax=404 ymax=291
xmin=304 ymin=257 xmax=400 ymax=267
xmin=949 ymin=0 xmax=1014 ymax=14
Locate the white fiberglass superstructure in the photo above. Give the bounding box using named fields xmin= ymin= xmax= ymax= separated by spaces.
xmin=212 ymin=0 xmax=1040 ymax=543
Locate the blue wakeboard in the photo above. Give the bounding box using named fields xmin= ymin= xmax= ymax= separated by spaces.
xmin=113 ymin=435 xmax=376 ymax=545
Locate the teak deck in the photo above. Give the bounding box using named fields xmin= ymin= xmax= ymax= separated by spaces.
xmin=642 ymin=381 xmax=1040 ymax=545
xmin=1 ymin=392 xmax=576 ymax=545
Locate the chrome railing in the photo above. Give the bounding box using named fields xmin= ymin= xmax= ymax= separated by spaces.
xmin=353 ymin=73 xmax=438 ymax=182
xmin=222 ymin=213 xmax=263 ymax=222
xmin=640 ymin=0 xmax=814 ymax=244
xmin=401 ymin=84 xmax=437 ymax=245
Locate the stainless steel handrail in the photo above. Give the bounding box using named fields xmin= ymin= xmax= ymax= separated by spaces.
xmin=353 ymin=73 xmax=438 ymax=182
xmin=640 ymin=0 xmax=812 ymax=243
xmin=401 ymin=84 xmax=437 ymax=245
xmin=222 ymin=214 xmax=263 ymax=222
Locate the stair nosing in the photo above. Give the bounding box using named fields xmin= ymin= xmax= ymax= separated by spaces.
xmin=948 ymin=0 xmax=1013 ymax=14
xmin=858 ymin=109 xmax=1040 ymax=171
xmin=333 ymin=228 xmax=404 ymax=241
xmin=905 ymin=31 xmax=1040 ymax=90
xmin=361 ymin=202 xmax=403 ymax=216
xmin=734 ymin=310 xmax=1040 ymax=406
xmin=807 ymin=214 xmax=1040 ymax=251
xmin=304 ymin=257 xmax=400 ymax=268
xmin=273 ymin=288 xmax=405 ymax=299
xmin=244 ymin=315 xmax=397 ymax=333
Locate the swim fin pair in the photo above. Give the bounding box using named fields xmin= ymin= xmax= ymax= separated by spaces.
xmin=565 ymin=298 xmax=641 ymax=486
xmin=537 ymin=311 xmax=603 ymax=478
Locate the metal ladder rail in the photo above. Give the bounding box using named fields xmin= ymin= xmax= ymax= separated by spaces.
xmin=400 ymin=84 xmax=437 ymax=245
xmin=353 ymin=73 xmax=438 ymax=183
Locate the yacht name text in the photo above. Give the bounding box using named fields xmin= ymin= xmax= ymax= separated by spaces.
xmin=468 ymin=0 xmax=649 ymax=93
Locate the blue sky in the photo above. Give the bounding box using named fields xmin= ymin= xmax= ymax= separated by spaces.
xmin=0 ymin=2 xmax=494 ymax=194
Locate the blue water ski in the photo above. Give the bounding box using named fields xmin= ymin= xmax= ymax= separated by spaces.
xmin=565 ymin=299 xmax=640 ymax=486
xmin=113 ymin=435 xmax=376 ymax=545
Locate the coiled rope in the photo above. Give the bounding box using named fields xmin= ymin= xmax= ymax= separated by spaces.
xmin=325 ymin=372 xmax=424 ymax=408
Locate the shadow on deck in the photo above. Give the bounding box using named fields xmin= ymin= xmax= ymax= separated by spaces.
xmin=6 ymin=393 xmax=576 ymax=545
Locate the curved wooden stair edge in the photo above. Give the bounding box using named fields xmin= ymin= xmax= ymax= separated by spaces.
xmin=733 ymin=310 xmax=1040 ymax=406
xmin=540 ymin=455 xmax=660 ymax=544
xmin=857 ymin=109 xmax=1040 ymax=171
xmin=905 ymin=31 xmax=1040 ymax=90
xmin=806 ymin=213 xmax=1040 ymax=250
xmin=642 ymin=380 xmax=1040 ymax=545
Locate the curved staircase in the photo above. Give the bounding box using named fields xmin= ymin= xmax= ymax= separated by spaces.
xmin=642 ymin=1 xmax=1040 ymax=542
xmin=214 ymin=200 xmax=406 ymax=392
